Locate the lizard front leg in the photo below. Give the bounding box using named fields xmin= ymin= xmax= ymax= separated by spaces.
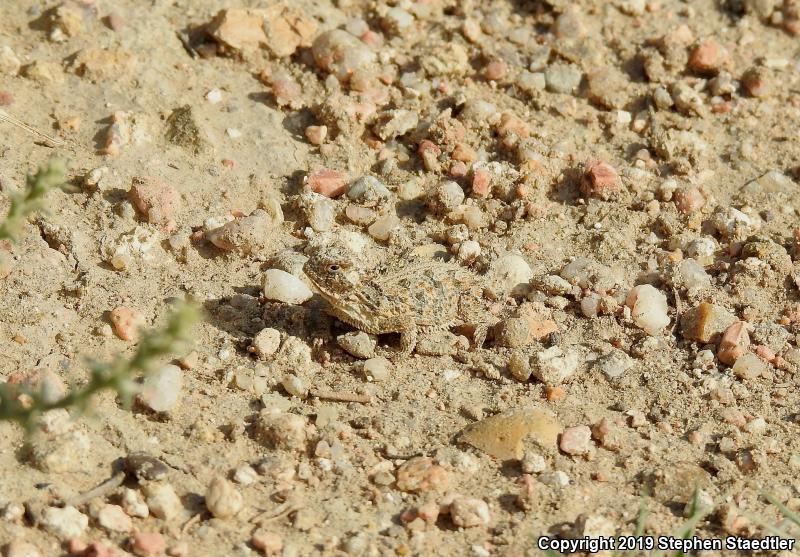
xmin=397 ymin=323 xmax=418 ymax=356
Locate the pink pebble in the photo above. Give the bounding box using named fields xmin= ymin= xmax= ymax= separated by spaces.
xmin=471 ymin=168 xmax=492 ymax=198
xmin=307 ymin=169 xmax=348 ymax=198
xmin=133 ymin=532 xmax=166 ymax=556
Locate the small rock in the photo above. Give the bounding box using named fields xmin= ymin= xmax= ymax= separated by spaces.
xmin=129 ymin=176 xmax=181 ymax=226
xmin=363 ymin=357 xmax=391 ymax=381
xmin=132 ymin=532 xmax=166 ymax=557
xmin=494 ymin=318 xmax=530 ymax=348
xmin=449 ymin=497 xmax=490 ymax=528
xmin=374 ymin=109 xmax=419 ymax=141
xmin=302 ymin=192 xmax=336 ymax=232
xmin=520 ymin=451 xmax=547 ymax=474
xmin=717 ymin=321 xmax=750 ymax=366
xmin=487 ymin=254 xmax=533 ymax=297
xmin=233 ymin=465 xmax=258 ymax=485
xmin=280 ymin=374 xmax=307 ymax=398
xmin=508 ymin=351 xmax=532 ymax=382
xmin=680 ymin=302 xmax=736 ymax=343
xmin=252 ymin=328 xmax=281 ymax=359
xmin=312 ymin=29 xmax=376 ymax=82
xmin=207 ymin=209 xmax=277 ymax=255
xmin=532 ymin=346 xmax=581 ymax=385
xmin=251 ymin=530 xmax=283 ymax=555
xmin=121 ymin=488 xmax=149 ymax=518
xmin=626 ymin=285 xmax=670 ymax=335
xmin=545 ymin=63 xmax=583 ymax=94
xmin=41 ymin=506 xmax=88 ymax=539
xmin=109 ymin=306 xmax=142 ymax=341
xmin=207 ymin=8 xmax=267 ymax=50
xmin=29 ymin=430 xmax=91 ymax=473
xmin=307 ymin=169 xmax=348 ymax=198
xmin=305 ymin=125 xmax=327 ymax=145
xmin=539 ymin=470 xmax=570 ymax=487
xmin=586 ymin=67 xmax=628 ymax=109
xmin=262 ymin=269 xmax=313 ymax=304
xmin=367 ymin=212 xmax=400 ymax=242
xmin=142 ymin=483 xmax=182 ymax=521
xmin=428 ymin=180 xmax=465 ymax=214
xmin=139 ymin=364 xmax=183 ymax=412
xmin=471 ymin=168 xmax=492 ymax=198
xmin=395 ymin=457 xmax=449 ymax=493
xmin=336 ymin=331 xmax=376 ymax=359
xmin=205 ymin=477 xmax=243 ymax=519
xmin=582 ymin=160 xmax=620 ymax=200
xmin=254 ymin=410 xmax=307 ymax=451
xmin=741 ymin=66 xmax=772 ymax=98
xmin=97 ymin=504 xmax=132 ymax=533
xmin=594 ymin=350 xmax=634 ymax=379
xmin=732 ymin=353 xmax=766 ymax=381
xmin=560 ymin=425 xmax=593 ymax=455
xmin=688 ymin=41 xmax=729 ymax=75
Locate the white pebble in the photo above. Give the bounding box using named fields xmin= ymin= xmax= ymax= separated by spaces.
xmin=457 ymin=240 xmax=481 ymax=262
xmin=143 ymin=483 xmax=182 ymax=521
xmin=206 ymin=89 xmax=223 ymax=104
xmin=281 ymin=374 xmax=307 ymax=397
xmin=262 ymin=269 xmax=313 ymax=304
xmin=450 ymin=497 xmax=491 ymax=528
xmin=41 ymin=506 xmax=88 ymax=539
xmin=625 ymin=284 xmax=670 ymax=335
xmin=363 ymin=357 xmax=392 ymax=381
xmin=487 ymin=254 xmax=533 ymax=297
xmin=139 ymin=364 xmax=183 ymax=412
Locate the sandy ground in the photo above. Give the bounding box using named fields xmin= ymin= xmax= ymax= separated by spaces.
xmin=1 ymin=0 xmax=800 ymax=556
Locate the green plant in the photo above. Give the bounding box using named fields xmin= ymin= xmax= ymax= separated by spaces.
xmin=0 ymin=301 xmax=201 ymax=433
xmin=0 ymin=158 xmax=68 ymax=243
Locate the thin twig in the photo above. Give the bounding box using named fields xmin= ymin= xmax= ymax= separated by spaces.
xmin=0 ymin=109 xmax=64 ymax=147
xmin=64 ymin=471 xmax=125 ymax=507
xmin=249 ymin=501 xmax=300 ymax=524
xmin=309 ymin=389 xmax=371 ymax=404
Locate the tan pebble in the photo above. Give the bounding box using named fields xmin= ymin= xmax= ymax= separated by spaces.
xmin=687 ymin=430 xmax=704 ymax=445
xmin=449 ymin=497 xmax=490 ymax=528
xmin=560 ymin=425 xmax=592 ymax=455
xmin=5 ymin=539 xmax=41 ymax=557
xmin=582 ymin=160 xmax=620 ymax=200
xmin=732 ymin=353 xmax=767 ymax=380
xmin=307 ymin=169 xmax=348 ymax=198
xmin=255 ymin=410 xmax=307 ymax=451
xmin=680 ymin=302 xmax=736 ymax=343
xmin=207 ymin=8 xmax=267 ymax=50
xmin=741 ymin=66 xmax=772 ymax=98
xmin=304 ymin=125 xmax=327 ymax=145
xmin=97 ymin=503 xmax=132 ymax=532
xmin=177 ymin=350 xmax=198 ymax=370
xmin=205 ymin=477 xmax=243 ymax=519
xmin=451 ymin=142 xmax=477 ymax=164
xmin=458 ymin=408 xmax=562 ymax=460
xmin=251 ymin=530 xmax=283 ymax=555
xmin=395 ymin=457 xmax=449 ymax=493
xmin=545 ymin=385 xmax=567 ymax=401
xmin=674 ymin=187 xmax=705 ymax=214
xmin=483 ymin=59 xmax=507 ymax=81
xmin=109 ymin=306 xmax=142 ymax=341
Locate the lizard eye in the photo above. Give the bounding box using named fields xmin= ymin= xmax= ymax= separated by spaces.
xmin=328 ymin=264 xmax=340 ymax=272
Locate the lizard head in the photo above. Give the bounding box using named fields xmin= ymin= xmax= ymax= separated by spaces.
xmin=303 ymin=244 xmax=362 ymax=298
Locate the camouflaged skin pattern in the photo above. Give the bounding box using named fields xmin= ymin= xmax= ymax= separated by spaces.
xmin=304 ymin=243 xmax=491 ymax=355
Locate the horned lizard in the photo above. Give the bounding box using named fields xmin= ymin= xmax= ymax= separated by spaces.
xmin=303 ymin=243 xmax=494 ymax=356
